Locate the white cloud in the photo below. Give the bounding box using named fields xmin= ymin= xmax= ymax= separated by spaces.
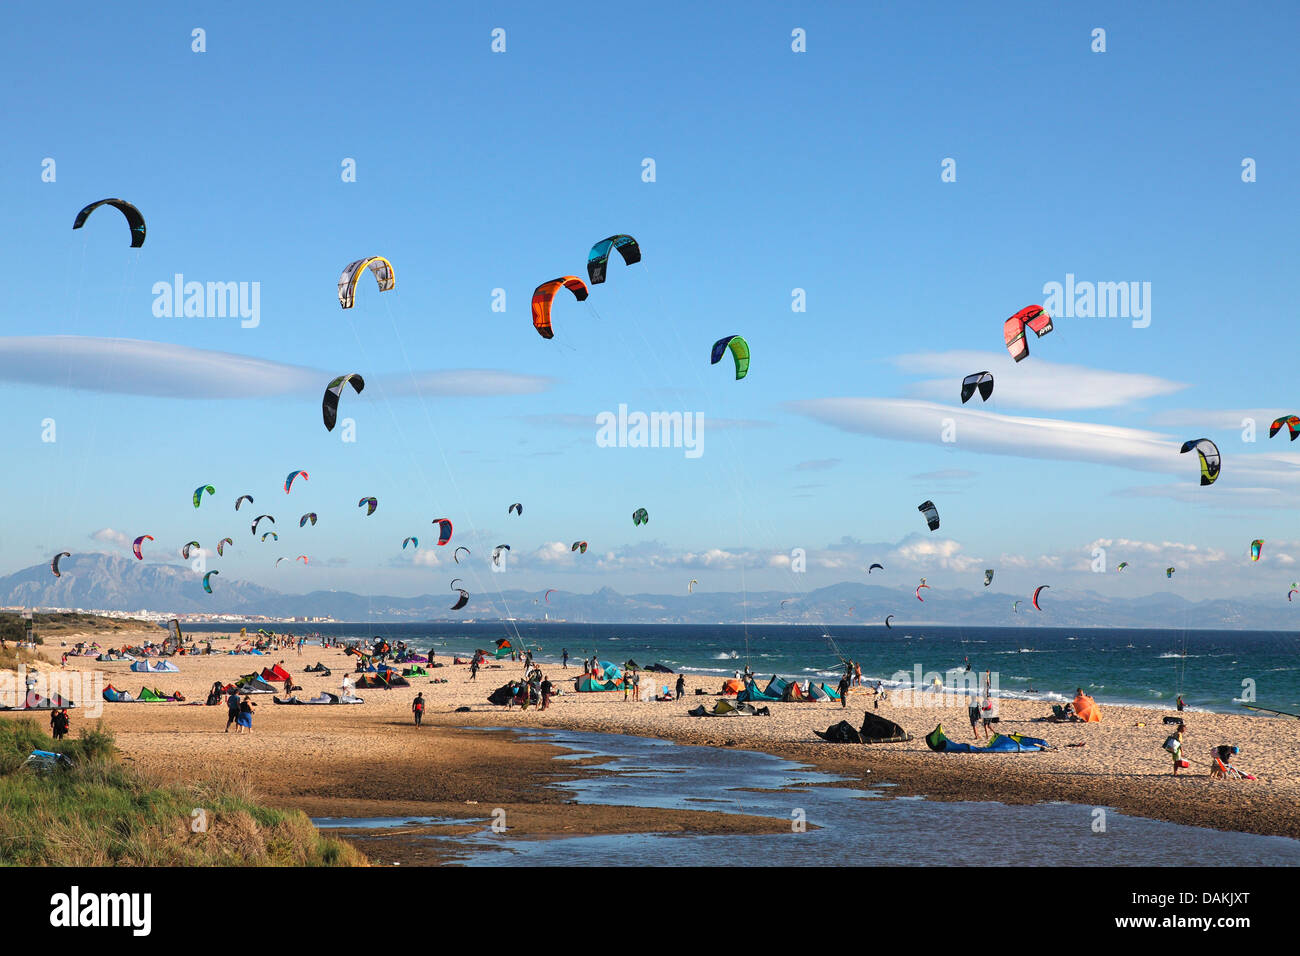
xmin=0 ymin=336 xmax=553 ymax=401
xmin=90 ymin=528 xmax=131 ymax=547
xmin=789 ymin=397 xmax=1300 ymax=488
xmin=893 ymin=350 xmax=1187 ymax=410
xmin=795 ymin=458 xmax=841 ymax=471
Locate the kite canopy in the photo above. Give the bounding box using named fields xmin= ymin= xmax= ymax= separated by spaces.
xmin=1166 ymin=567 xmax=1176 ymax=578
xmin=492 ymin=544 xmax=511 ymax=566
xmin=926 ymin=724 xmax=1050 ymax=753
xmin=181 ymin=541 xmax=201 ymax=559
xmin=431 ymin=518 xmax=453 ymax=545
xmin=1269 ymin=415 xmax=1300 ymax=440
xmin=960 ymin=371 xmax=994 ymax=403
xmin=884 ymin=614 xmax=894 ymax=629
xmin=1117 ymin=562 xmax=1128 ymax=571
xmin=193 ymin=485 xmax=215 ymax=508
xmin=710 ymin=335 xmax=750 ymax=380
xmin=632 ymin=507 xmax=649 ymax=526
xmin=1003 ymin=305 xmax=1053 ymax=362
xmin=403 ymin=537 xmax=418 ymax=550
xmin=531 ymin=277 xmax=589 ymax=339
xmin=571 ymin=541 xmax=588 ymax=553
xmin=918 ymin=500 xmax=940 ymax=531
xmin=688 ymin=578 xmax=697 ymax=593
xmin=300 ymin=513 xmax=317 ymax=527
xmin=323 ymin=374 xmax=364 ymax=431
xmin=235 ymin=494 xmax=253 ymax=511
xmin=251 ymin=514 xmax=275 ymax=535
xmin=1032 ymin=585 xmax=1049 ymax=610
xmin=453 ymin=546 xmax=470 ymax=563
xmin=284 ymin=470 xmax=308 ymax=493
xmin=73 ymin=198 xmax=146 ymax=247
xmin=450 ymin=588 xmax=469 ymax=611
xmin=587 ymin=234 xmax=641 ymax=284
xmin=202 ymin=570 xmax=219 ymax=594
xmin=358 ymin=497 xmax=378 ymax=516
xmin=338 ymin=257 xmax=394 ymax=309
xmin=916 ymin=582 xmax=931 ymax=602
xmin=51 ymin=552 xmax=71 ymax=577
xmin=1179 ymin=438 xmax=1221 ymax=486
xmin=984 ymin=569 xmax=994 ymax=587
xmin=1251 ymin=539 xmax=1264 ymax=561
xmin=217 ymin=537 xmax=233 ymax=556
xmin=508 ymin=502 xmax=523 ymax=516
xmin=868 ymin=563 xmax=884 ymax=573
xmin=132 ymin=535 xmax=153 ymax=560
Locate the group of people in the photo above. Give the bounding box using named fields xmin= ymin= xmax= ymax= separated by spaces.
xmin=224 ymin=689 xmax=256 ymax=734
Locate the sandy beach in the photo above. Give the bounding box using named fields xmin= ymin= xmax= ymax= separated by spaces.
xmin=7 ymin=630 xmax=1299 ymax=863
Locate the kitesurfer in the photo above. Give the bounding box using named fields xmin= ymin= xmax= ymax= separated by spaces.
xmin=837 ymin=673 xmax=850 ymax=707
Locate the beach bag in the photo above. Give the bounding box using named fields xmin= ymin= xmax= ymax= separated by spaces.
xmin=1162 ymin=735 xmax=1181 ymax=754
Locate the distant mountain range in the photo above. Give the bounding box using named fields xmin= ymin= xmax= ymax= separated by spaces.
xmin=0 ymin=552 xmax=1292 ymax=629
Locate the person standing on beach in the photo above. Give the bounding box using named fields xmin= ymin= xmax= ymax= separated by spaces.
xmin=412 ymin=693 xmax=425 ymax=727
xmin=675 ymin=674 xmax=685 ymax=700
xmin=225 ymin=690 xmax=241 ymax=732
xmin=469 ymin=657 xmax=479 ymax=681
xmin=632 ymin=670 xmax=641 ymax=702
xmin=1176 ymin=694 xmax=1185 ymax=712
xmin=837 ymin=674 xmax=850 ymax=707
xmin=540 ymin=676 xmax=553 ymax=710
xmin=562 ymin=649 xmax=569 ymax=669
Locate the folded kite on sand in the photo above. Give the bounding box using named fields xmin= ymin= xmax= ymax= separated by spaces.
xmin=815 ymin=712 xmax=911 ymax=744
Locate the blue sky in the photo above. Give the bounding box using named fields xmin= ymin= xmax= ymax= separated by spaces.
xmin=4 ymin=2 xmax=1300 ymax=606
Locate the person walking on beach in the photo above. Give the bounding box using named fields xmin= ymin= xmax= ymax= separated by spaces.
xmin=225 ymin=690 xmax=241 ymax=732
xmin=1164 ymin=722 xmax=1185 ymax=775
xmin=968 ymin=696 xmax=986 ymax=740
xmin=412 ymin=693 xmax=425 ymax=727
xmin=837 ymin=673 xmax=850 ymax=707
xmin=540 ymin=676 xmax=553 ymax=710
xmin=675 ymin=674 xmax=685 ymax=700
xmin=469 ymin=657 xmax=479 ymax=681
xmin=562 ymin=649 xmax=569 ymax=669
xmin=237 ymin=697 xmax=255 ymax=735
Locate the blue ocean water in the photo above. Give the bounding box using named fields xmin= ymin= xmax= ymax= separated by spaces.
xmin=182 ymin=622 xmax=1300 ymax=715
xmin=317 ymin=730 xmax=1300 ymax=866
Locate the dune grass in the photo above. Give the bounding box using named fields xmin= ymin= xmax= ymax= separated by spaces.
xmin=0 ymin=719 xmax=366 ymax=866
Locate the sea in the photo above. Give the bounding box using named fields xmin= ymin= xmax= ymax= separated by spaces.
xmin=180 ymin=622 xmax=1300 ymax=715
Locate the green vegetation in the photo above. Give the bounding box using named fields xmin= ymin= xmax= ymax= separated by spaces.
xmin=0 ymin=719 xmax=366 ymax=866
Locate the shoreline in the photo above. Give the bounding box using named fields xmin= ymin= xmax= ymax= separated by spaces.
xmin=8 ymin=633 xmax=1299 ymax=860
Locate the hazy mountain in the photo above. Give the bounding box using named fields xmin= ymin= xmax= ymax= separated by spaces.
xmin=0 ymin=553 xmax=1291 ymax=629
